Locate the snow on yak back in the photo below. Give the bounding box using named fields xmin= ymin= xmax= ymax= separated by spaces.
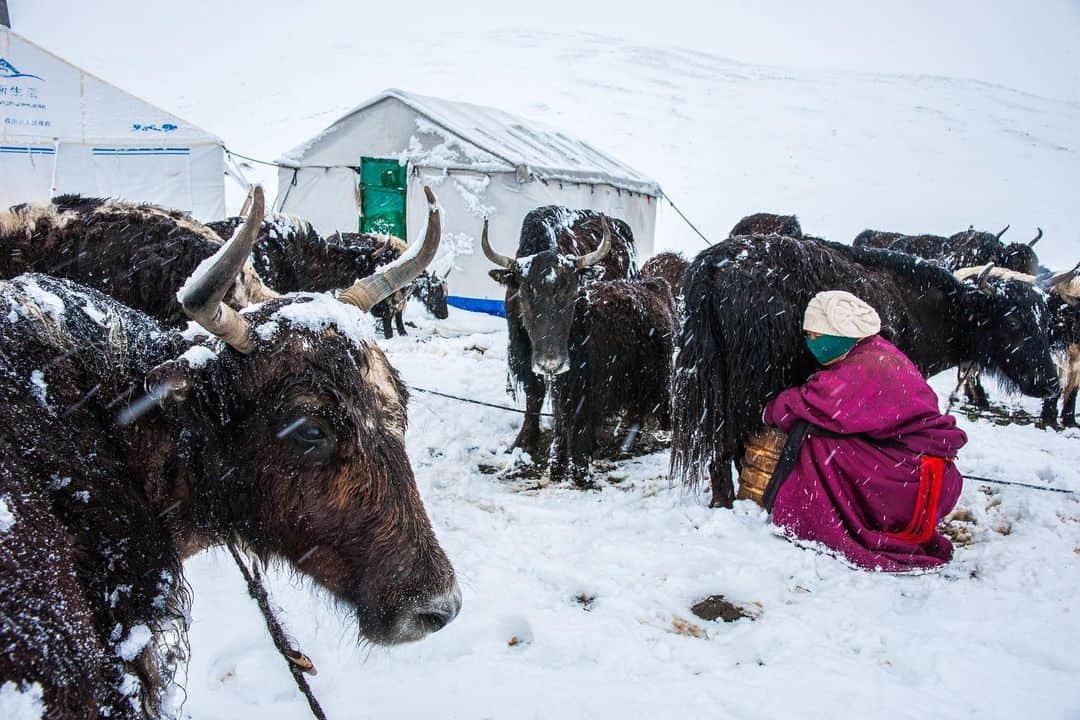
xmin=482 ymin=205 xmax=640 ymax=456
xmin=641 ymin=251 xmax=689 ymax=299
xmin=484 ymin=214 xmax=673 ymax=482
xmin=0 ymin=187 xmax=459 ymax=720
xmin=671 ymin=234 xmax=1060 ymax=507
xmin=729 ymin=212 xmax=803 ymax=238
xmin=853 ymin=224 xmax=1043 ymax=275
xmin=0 ymin=195 xmax=276 ymax=327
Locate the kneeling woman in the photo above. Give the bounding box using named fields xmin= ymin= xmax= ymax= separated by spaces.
xmin=762 ymin=291 xmax=967 ymax=572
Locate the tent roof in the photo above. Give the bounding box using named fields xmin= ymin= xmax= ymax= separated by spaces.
xmin=281 ymin=89 xmax=661 ymax=197
xmin=0 ymin=27 xmax=221 ymax=145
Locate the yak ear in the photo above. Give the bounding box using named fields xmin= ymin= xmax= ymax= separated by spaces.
xmin=145 ymin=348 xmax=218 ymax=405
xmin=489 ymin=269 xmax=517 ymax=287
xmin=577 ymin=265 xmax=605 ymax=282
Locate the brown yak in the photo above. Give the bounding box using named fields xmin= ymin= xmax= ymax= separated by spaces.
xmin=0 ymin=187 xmax=460 ymax=719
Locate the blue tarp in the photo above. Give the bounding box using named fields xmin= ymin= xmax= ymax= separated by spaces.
xmin=447 ymin=296 xmax=505 ymax=318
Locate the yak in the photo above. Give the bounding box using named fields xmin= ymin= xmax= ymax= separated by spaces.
xmin=641 ymin=251 xmax=689 ymax=299
xmin=483 ymin=205 xmax=638 ymax=456
xmin=205 ymin=218 xmax=450 ymax=339
xmin=0 ymin=187 xmax=460 ymax=719
xmin=1 ymin=195 xmax=276 ymax=327
xmin=953 ymin=263 xmax=1080 ymax=426
xmin=672 ymin=234 xmax=1061 ymax=508
xmin=483 ymin=214 xmax=673 ymax=483
xmin=854 ymin=224 xmax=1043 ymax=274
xmin=730 ymin=212 xmax=803 ymax=238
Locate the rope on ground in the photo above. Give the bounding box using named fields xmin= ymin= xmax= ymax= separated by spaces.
xmin=225 ymin=539 xmax=327 ymax=720
xmin=960 ymin=474 xmax=1076 ymax=495
xmin=412 ymin=385 xmax=553 ymax=417
xmin=661 ymin=191 xmax=713 ymax=246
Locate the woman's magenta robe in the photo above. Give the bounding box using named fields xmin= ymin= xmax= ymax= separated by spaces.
xmin=763 ymin=335 xmax=968 ymax=572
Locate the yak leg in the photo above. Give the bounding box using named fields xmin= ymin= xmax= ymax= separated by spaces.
xmin=1062 ymin=388 xmax=1078 ymax=427
xmin=394 ymin=310 xmax=408 ymax=336
xmin=1041 ymin=396 xmax=1061 ymax=426
xmin=380 ymin=313 xmax=394 ymax=340
xmin=708 ymin=455 xmax=735 ymax=509
xmin=962 ymin=365 xmax=990 ymax=409
xmin=512 ymin=372 xmax=545 ymax=458
xmin=567 ymin=396 xmax=600 ymax=487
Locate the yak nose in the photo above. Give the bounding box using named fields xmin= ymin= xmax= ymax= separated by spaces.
xmin=533 ymin=357 xmax=570 ymax=376
xmin=408 ymin=581 xmax=462 ymax=635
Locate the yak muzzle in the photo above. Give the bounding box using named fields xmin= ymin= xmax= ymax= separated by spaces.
xmin=533 ymin=355 xmax=570 ymax=376
xmin=389 ymin=580 xmax=462 ymax=643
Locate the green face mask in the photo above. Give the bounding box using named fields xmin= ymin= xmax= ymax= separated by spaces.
xmin=806 ymin=334 xmax=858 ymax=365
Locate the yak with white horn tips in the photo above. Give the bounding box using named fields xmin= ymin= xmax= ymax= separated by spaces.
xmin=0 ymin=186 xmax=458 ymax=719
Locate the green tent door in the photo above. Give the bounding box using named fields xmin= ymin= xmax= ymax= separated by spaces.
xmin=359 ymin=157 xmax=407 ymax=237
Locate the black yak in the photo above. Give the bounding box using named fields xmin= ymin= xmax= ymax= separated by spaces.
xmin=853 ymin=224 xmax=1043 ymax=274
xmin=672 ymin=234 xmax=1060 ymax=507
xmin=641 ymin=251 xmax=689 ymax=299
xmin=953 ymin=263 xmax=1080 ymax=426
xmin=484 ymin=215 xmax=673 ymax=482
xmin=0 ymin=187 xmax=459 ymax=719
xmin=1 ymin=195 xmax=276 ymax=327
xmin=730 ymin=212 xmax=803 ymax=238
xmin=205 ymin=218 xmax=450 ymax=339
xmin=483 ymin=205 xmax=638 ymax=455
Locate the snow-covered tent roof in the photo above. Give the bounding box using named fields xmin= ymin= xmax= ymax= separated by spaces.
xmin=0 ymin=27 xmax=225 ymax=219
xmin=280 ymin=88 xmax=661 ymax=197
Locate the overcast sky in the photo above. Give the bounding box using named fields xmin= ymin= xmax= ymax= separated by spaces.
xmin=11 ymin=0 xmax=1080 ymax=103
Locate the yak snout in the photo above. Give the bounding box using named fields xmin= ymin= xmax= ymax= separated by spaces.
xmin=533 ymin=354 xmax=570 ymax=376
xmin=392 ymin=581 xmax=463 ymax=642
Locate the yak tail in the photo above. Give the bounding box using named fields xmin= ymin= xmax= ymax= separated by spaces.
xmin=670 ymin=259 xmax=730 ymax=492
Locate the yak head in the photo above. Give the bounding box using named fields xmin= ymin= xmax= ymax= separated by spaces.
xmin=956 ymin=263 xmax=1060 ymax=398
xmin=151 ymin=186 xmax=460 ymax=645
xmin=999 ymin=228 xmax=1043 ymax=275
xmin=412 ymin=270 xmax=450 ymax=320
xmin=483 ymin=216 xmax=612 ymax=376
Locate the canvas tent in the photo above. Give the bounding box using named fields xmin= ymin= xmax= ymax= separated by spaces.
xmin=275 ymin=89 xmax=661 ymax=315
xmin=0 ymin=27 xmax=225 ymax=219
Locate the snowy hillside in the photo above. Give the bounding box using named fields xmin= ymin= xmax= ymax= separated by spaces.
xmin=178 ymin=307 xmax=1080 ymax=720
xmin=14 ymin=10 xmax=1080 ymax=268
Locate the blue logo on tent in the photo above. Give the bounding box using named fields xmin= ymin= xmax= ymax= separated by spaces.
xmin=132 ymin=123 xmax=179 ymax=133
xmin=0 ymin=57 xmax=43 ymax=81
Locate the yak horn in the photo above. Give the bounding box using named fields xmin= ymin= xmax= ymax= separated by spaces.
xmin=1046 ymin=261 xmax=1080 ymax=291
xmin=995 ymin=224 xmax=1010 ymax=240
xmin=1028 ymin=227 xmax=1043 ymax=247
xmin=339 ymin=186 xmax=441 ymax=312
xmin=574 ymin=215 xmax=613 ymax=269
xmin=179 ymin=186 xmax=265 ymax=353
xmin=481 ymin=218 xmax=514 ymax=269
xmin=976 ymin=262 xmax=997 ymax=295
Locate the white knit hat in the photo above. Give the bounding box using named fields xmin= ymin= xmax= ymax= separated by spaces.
xmin=803 ymin=290 xmax=882 ymax=338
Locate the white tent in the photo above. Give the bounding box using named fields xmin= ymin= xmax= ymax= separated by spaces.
xmin=275 ymin=89 xmax=661 ymax=315
xmin=0 ymin=27 xmax=224 ymax=220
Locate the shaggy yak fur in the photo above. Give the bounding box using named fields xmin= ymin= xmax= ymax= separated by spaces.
xmin=488 ymin=207 xmax=653 ymax=472
xmin=952 ymin=266 xmax=1080 ymax=426
xmin=0 ymin=274 xmax=458 ymax=719
xmin=0 ymin=196 xmax=274 ymax=327
xmin=205 ymin=220 xmax=450 ymax=339
xmin=729 ymin=212 xmax=803 ymax=238
xmin=672 ymin=235 xmax=1061 ymax=507
xmin=641 ymin=252 xmax=689 ymax=299
xmin=853 ymin=225 xmax=1042 ymax=274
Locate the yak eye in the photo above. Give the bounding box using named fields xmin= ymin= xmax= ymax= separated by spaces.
xmin=297 ymin=423 xmax=327 ymax=443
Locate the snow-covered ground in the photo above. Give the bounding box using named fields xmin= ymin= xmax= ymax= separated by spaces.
xmin=9 ymin=4 xmax=1080 ymax=717
xmin=177 ymin=305 xmax=1080 ymax=720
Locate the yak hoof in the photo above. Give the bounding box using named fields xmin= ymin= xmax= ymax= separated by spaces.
xmin=709 ymin=494 xmax=734 ymax=509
